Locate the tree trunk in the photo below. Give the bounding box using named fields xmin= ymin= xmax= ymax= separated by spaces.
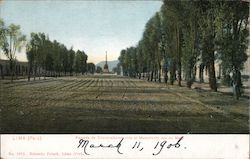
xmin=28 ymin=63 xmax=32 ymax=82
xmin=177 ymin=26 xmax=182 ymax=87
xmin=154 ymin=68 xmax=157 ymax=82
xmin=177 ymin=61 xmax=181 ymax=86
xmin=170 ymin=71 xmax=175 ymax=85
xmin=158 ymin=66 xmax=161 ymax=83
xmin=34 ymin=65 xmax=37 ymax=81
xmin=150 ymin=70 xmax=154 ymax=82
xmin=10 ymin=59 xmax=14 ymax=82
xmin=38 ymin=67 xmax=41 ymax=80
xmin=0 ymin=64 xmax=4 ymax=79
xmin=44 ymin=70 xmax=46 ymax=80
xmin=186 ymin=65 xmax=192 ymax=88
xmin=15 ymin=65 xmax=18 ymax=80
xmin=208 ymin=57 xmax=217 ymax=92
xmin=199 ymin=64 xmax=204 ymax=83
xmin=170 ymin=60 xmax=176 ymax=85
xmin=192 ymin=66 xmax=197 ymax=81
xmin=164 ymin=68 xmax=168 ymax=84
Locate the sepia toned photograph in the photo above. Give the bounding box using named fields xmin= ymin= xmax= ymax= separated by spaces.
xmin=0 ymin=0 xmax=249 ymax=134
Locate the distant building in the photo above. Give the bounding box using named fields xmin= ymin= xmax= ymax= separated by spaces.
xmin=0 ymin=59 xmax=28 ymax=77
xmin=103 ymin=52 xmax=109 ymax=73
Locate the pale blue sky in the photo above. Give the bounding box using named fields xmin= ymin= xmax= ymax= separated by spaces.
xmin=0 ymin=0 xmax=162 ymax=63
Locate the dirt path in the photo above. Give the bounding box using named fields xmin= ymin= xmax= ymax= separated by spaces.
xmin=0 ymin=74 xmax=248 ymax=133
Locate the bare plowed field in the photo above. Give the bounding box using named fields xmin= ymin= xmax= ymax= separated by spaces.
xmin=0 ymin=75 xmax=249 ymax=133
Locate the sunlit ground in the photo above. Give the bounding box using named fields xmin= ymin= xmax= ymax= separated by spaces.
xmin=0 ymin=74 xmax=249 ymax=133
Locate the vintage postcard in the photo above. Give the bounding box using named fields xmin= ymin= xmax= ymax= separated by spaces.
xmin=0 ymin=0 xmax=249 ymax=158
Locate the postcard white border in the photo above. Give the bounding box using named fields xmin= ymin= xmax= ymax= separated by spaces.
xmin=0 ymin=134 xmax=249 ymax=159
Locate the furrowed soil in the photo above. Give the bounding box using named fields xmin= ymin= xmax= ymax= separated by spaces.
xmin=0 ymin=75 xmax=249 ymax=133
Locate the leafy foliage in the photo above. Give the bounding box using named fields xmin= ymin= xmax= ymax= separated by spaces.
xmin=0 ymin=21 xmax=26 ymax=81
xmin=26 ymin=32 xmax=88 ymax=79
xmin=118 ymin=0 xmax=249 ymax=96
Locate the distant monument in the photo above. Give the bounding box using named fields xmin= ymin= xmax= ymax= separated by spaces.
xmin=103 ymin=51 xmax=109 ymax=73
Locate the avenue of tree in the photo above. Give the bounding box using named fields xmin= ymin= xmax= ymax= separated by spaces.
xmin=0 ymin=18 xmax=96 ymax=81
xmin=118 ymin=0 xmax=249 ymax=96
xmin=26 ymin=32 xmax=88 ymax=80
xmin=0 ymin=1 xmax=249 ymax=100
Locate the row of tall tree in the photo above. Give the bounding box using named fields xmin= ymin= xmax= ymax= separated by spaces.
xmin=87 ymin=62 xmax=96 ymax=74
xmin=118 ymin=0 xmax=249 ymax=94
xmin=26 ymin=32 xmax=88 ymax=80
xmin=0 ymin=18 xmax=92 ymax=81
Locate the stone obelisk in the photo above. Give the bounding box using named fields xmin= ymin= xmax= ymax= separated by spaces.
xmin=103 ymin=51 xmax=109 ymax=73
